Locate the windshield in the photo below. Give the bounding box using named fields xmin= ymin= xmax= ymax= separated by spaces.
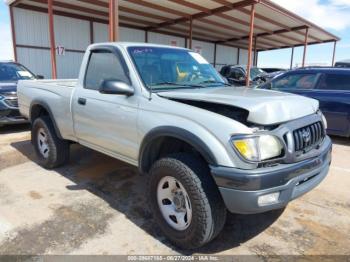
xmin=0 ymin=63 xmax=35 ymax=82
xmin=128 ymin=47 xmax=225 ymax=90
xmin=250 ymin=67 xmax=265 ymax=79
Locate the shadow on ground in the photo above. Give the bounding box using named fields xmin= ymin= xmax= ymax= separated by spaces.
xmin=0 ymin=124 xmax=30 ymax=135
xmin=330 ymin=136 xmax=350 ymax=146
xmin=10 ymin=139 xmax=285 ymax=254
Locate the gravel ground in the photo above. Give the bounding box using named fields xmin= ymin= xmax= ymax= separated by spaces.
xmin=0 ymin=124 xmax=349 ymax=256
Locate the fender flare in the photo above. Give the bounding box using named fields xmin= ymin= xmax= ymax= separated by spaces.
xmin=138 ymin=126 xmax=218 ymax=173
xmin=29 ymin=100 xmax=63 ymax=139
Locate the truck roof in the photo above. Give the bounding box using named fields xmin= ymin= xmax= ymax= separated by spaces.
xmin=90 ymin=42 xmax=190 ymax=51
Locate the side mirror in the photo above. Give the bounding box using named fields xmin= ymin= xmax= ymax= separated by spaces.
xmin=99 ymin=80 xmax=134 ymax=96
xmin=36 ymin=75 xmax=44 ymax=79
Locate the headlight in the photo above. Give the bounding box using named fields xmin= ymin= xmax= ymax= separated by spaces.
xmin=232 ymin=135 xmax=283 ymax=162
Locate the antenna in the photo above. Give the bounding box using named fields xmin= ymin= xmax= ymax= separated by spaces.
xmin=148 ymin=74 xmax=153 ymax=101
xmin=148 ymin=84 xmax=153 ymax=101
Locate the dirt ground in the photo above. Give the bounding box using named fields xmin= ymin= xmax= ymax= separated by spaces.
xmin=0 ymin=124 xmax=349 ymax=256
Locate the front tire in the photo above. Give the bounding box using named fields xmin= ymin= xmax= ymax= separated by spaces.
xmin=148 ymin=154 xmax=227 ymax=249
xmin=32 ymin=116 xmax=70 ymax=169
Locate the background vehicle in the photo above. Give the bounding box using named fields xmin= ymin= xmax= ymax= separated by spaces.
xmin=335 ymin=59 xmax=350 ymax=68
xmin=0 ymin=61 xmax=43 ymax=126
xmin=18 ymin=43 xmax=331 ymax=249
xmin=259 ymin=67 xmax=350 ymax=137
xmin=261 ymin=68 xmax=287 ymax=73
xmin=220 ymin=65 xmax=273 ymax=86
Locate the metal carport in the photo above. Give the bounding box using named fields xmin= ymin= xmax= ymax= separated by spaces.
xmin=7 ymin=0 xmax=340 ymax=85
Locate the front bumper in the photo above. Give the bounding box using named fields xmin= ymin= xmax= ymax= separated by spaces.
xmin=211 ymin=136 xmax=332 ymax=214
xmin=0 ymin=99 xmax=27 ymax=125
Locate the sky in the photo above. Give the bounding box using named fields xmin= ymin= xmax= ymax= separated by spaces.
xmin=0 ymin=0 xmax=349 ymax=68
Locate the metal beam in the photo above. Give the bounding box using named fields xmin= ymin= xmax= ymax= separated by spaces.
xmin=145 ymin=0 xmax=258 ymax=31
xmin=48 ymin=0 xmax=57 ymax=79
xmin=290 ymin=46 xmax=294 ymax=69
xmin=246 ymin=4 xmax=255 ymax=86
xmin=261 ymin=39 xmax=336 ymax=51
xmin=216 ymin=25 xmax=307 ymax=45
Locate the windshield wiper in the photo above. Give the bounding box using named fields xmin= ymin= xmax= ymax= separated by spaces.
xmin=197 ymin=80 xmax=231 ymax=86
xmin=151 ymin=82 xmax=204 ymax=88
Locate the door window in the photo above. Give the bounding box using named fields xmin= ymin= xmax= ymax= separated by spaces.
xmin=229 ymin=69 xmax=244 ymax=80
xmin=84 ymin=51 xmax=129 ymax=90
xmin=317 ymin=73 xmax=350 ymax=91
xmin=272 ymin=73 xmax=317 ymax=90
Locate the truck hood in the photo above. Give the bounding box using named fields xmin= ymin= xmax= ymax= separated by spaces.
xmin=158 ymin=86 xmax=319 ymax=125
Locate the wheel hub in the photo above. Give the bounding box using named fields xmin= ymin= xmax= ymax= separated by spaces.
xmin=173 ymin=191 xmax=185 ymax=211
xmin=37 ymin=127 xmax=49 ymax=159
xmin=157 ymin=176 xmax=192 ymax=231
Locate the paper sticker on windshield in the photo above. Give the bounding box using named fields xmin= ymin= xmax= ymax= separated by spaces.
xmin=189 ymin=52 xmax=209 ymax=64
xmin=18 ymin=71 xmax=32 ymax=77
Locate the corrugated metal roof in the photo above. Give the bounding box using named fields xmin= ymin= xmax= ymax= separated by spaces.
xmin=6 ymin=0 xmax=340 ymax=51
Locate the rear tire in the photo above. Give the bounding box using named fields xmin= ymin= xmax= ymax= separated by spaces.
xmin=148 ymin=153 xmax=227 ymax=249
xmin=32 ymin=116 xmax=70 ymax=169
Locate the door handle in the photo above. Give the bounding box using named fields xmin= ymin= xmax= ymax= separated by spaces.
xmin=78 ymin=97 xmax=86 ymax=105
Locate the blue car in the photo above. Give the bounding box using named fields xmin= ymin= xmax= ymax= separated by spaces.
xmin=259 ymin=68 xmax=350 ymax=138
xmin=0 ymin=61 xmax=43 ymax=126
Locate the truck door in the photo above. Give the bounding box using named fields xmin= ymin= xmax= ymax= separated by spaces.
xmin=72 ymin=47 xmax=139 ymax=162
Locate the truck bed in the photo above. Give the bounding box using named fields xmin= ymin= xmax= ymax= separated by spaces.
xmin=17 ymin=79 xmax=78 ymax=141
xmin=25 ymin=79 xmax=78 ymax=88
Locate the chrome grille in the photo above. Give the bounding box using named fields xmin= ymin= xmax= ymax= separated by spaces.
xmin=4 ymin=98 xmax=19 ymax=108
xmin=293 ymin=122 xmax=324 ymax=152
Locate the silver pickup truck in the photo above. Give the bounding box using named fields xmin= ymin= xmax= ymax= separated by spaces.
xmin=18 ymin=43 xmax=332 ymax=249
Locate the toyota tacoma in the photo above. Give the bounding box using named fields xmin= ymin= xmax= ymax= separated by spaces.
xmin=17 ymin=43 xmax=332 ymax=249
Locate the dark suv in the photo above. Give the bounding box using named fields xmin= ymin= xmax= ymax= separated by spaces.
xmin=0 ymin=61 xmax=43 ymax=126
xmin=220 ymin=65 xmax=268 ymax=86
xmin=259 ymin=68 xmax=350 ymax=137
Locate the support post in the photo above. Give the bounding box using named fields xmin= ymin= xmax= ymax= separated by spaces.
xmin=331 ymin=41 xmax=337 ymax=66
xmin=109 ymin=0 xmax=119 ymax=42
xmin=48 ymin=0 xmax=57 ymax=79
xmin=253 ymin=36 xmax=257 ymax=66
xmin=9 ymin=6 xmax=17 ymax=62
xmin=213 ymin=43 xmax=217 ymax=68
xmin=246 ymin=4 xmax=255 ymax=87
xmin=237 ymin=48 xmax=240 ymax=64
xmin=145 ymin=30 xmax=148 ymax=43
xmin=302 ymin=27 xmax=309 ymax=67
xmin=290 ymin=46 xmax=294 ymax=69
xmin=189 ymin=17 xmax=193 ymax=49
xmin=90 ymin=21 xmax=94 ymax=44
